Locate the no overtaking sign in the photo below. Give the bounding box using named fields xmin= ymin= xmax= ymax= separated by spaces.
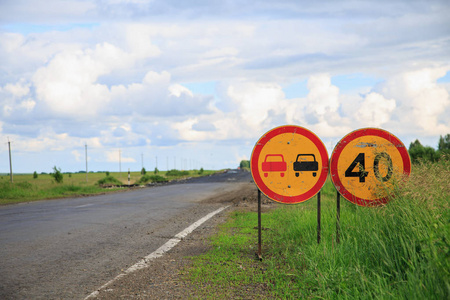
xmin=251 ymin=125 xmax=328 ymax=204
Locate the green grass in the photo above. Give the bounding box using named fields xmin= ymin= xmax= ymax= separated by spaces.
xmin=186 ymin=160 xmax=450 ymax=299
xmin=138 ymin=174 xmax=168 ymax=184
xmin=97 ymin=175 xmax=123 ymax=186
xmin=0 ymin=179 xmax=109 ymax=204
xmin=186 ymin=210 xmax=273 ymax=299
xmin=165 ymin=169 xmax=191 ymax=177
xmin=0 ymin=169 xmax=219 ymax=205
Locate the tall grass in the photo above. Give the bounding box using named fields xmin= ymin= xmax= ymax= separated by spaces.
xmin=0 ymin=169 xmax=220 ymax=205
xmin=267 ymin=160 xmax=449 ymax=299
xmin=138 ymin=174 xmax=168 ymax=184
xmin=0 ymin=180 xmax=104 ymax=204
xmin=188 ymin=160 xmax=449 ymax=299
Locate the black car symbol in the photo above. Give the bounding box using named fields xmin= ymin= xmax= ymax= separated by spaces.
xmin=293 ymin=154 xmax=319 ymax=177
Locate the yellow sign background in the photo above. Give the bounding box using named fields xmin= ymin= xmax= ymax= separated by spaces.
xmin=336 ymin=135 xmax=404 ymax=201
xmin=258 ymin=132 xmax=323 ymax=197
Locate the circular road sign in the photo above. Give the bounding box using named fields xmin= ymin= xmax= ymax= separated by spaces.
xmin=330 ymin=128 xmax=411 ymax=206
xmin=251 ymin=125 xmax=329 ymax=204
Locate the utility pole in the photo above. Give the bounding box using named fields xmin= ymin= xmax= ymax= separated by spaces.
xmin=119 ymin=149 xmax=122 ymax=178
xmin=85 ymin=143 xmax=88 ymax=183
xmin=141 ymin=153 xmax=144 ymax=171
xmin=8 ymin=138 xmax=13 ymax=183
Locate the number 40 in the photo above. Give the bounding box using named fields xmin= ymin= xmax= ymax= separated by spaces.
xmin=344 ymin=152 xmax=393 ymax=183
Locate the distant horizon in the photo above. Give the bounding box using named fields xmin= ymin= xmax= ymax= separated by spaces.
xmin=0 ymin=167 xmax=226 ymax=176
xmin=2 ymin=131 xmax=447 ymax=174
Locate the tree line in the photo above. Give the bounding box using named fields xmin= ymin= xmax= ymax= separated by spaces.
xmin=409 ymin=134 xmax=450 ymax=163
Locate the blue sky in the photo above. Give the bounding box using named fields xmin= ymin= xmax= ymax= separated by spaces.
xmin=1 ymin=0 xmax=449 ymax=173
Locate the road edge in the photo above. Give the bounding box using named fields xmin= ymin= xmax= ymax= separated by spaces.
xmin=84 ymin=205 xmax=231 ymax=299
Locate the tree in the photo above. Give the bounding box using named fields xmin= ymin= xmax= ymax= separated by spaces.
xmin=438 ymin=134 xmax=450 ymax=153
xmin=33 ymin=171 xmax=38 ymax=179
xmin=409 ymin=139 xmax=439 ymax=163
xmin=154 ymin=167 xmax=159 ymax=174
xmin=50 ymin=166 xmax=64 ymax=183
xmin=239 ymin=160 xmax=250 ymax=169
xmin=141 ymin=167 xmax=146 ymax=175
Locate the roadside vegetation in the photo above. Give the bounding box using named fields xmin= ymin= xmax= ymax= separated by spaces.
xmin=186 ymin=159 xmax=449 ymax=299
xmin=0 ymin=169 xmax=217 ymax=205
xmin=409 ymin=133 xmax=450 ymax=163
xmin=239 ymin=159 xmax=250 ymax=171
xmin=97 ymin=175 xmax=123 ymax=186
xmin=138 ymin=174 xmax=168 ymax=184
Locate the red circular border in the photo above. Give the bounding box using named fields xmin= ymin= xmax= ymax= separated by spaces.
xmin=330 ymin=128 xmax=411 ymax=206
xmin=251 ymin=125 xmax=329 ymax=204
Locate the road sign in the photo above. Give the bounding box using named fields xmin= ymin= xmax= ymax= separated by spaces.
xmin=330 ymin=128 xmax=411 ymax=206
xmin=251 ymin=125 xmax=329 ymax=204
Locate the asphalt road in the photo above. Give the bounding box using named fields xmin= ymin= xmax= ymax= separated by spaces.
xmin=0 ymin=170 xmax=252 ymax=299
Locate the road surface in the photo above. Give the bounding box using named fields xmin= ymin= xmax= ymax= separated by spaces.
xmin=0 ymin=170 xmax=252 ymax=299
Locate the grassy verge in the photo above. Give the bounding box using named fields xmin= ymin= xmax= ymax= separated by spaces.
xmin=0 ymin=176 xmax=120 ymax=205
xmin=0 ymin=169 xmax=218 ymax=205
xmin=186 ymin=160 xmax=449 ymax=299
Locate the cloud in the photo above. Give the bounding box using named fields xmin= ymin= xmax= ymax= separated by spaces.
xmin=170 ymin=68 xmax=450 ymax=146
xmin=1 ymin=1 xmax=449 ymax=172
xmin=106 ymin=150 xmax=136 ymax=163
xmin=71 ymin=150 xmax=82 ymax=162
xmin=376 ymin=67 xmax=450 ymax=134
xmin=192 ymin=120 xmax=216 ymax=132
xmin=226 ymin=81 xmax=286 ymax=130
xmin=0 ymin=79 xmax=34 ymax=118
xmin=98 ymin=123 xmax=150 ymax=148
xmin=356 ymin=92 xmax=396 ymax=127
xmin=306 ymin=74 xmax=340 ymax=117
xmin=3 ymin=80 xmax=30 ymax=97
xmin=285 ymin=74 xmax=351 ymax=137
xmin=169 ymin=84 xmax=194 ymax=98
xmin=109 ymin=71 xmax=215 ymax=117
xmin=31 ymin=42 xmax=131 ymax=118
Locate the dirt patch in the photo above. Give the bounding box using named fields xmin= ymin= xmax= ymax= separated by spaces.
xmin=90 ymin=181 xmax=276 ymax=299
xmin=204 ymin=182 xmax=274 ymax=207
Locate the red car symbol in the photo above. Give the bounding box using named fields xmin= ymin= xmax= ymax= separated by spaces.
xmin=262 ymin=154 xmax=287 ymax=178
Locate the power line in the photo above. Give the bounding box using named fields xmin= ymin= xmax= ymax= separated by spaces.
xmin=119 ymin=149 xmax=122 ymax=177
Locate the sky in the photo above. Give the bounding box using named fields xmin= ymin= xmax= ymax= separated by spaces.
xmin=1 ymin=0 xmax=450 ymax=174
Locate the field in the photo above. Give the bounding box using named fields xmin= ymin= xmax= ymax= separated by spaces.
xmin=0 ymin=169 xmax=217 ymax=205
xmin=186 ymin=160 xmax=450 ymax=299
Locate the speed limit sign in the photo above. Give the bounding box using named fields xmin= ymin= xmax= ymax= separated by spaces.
xmin=330 ymin=128 xmax=411 ymax=206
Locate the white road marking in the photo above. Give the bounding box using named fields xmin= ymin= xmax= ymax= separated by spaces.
xmin=84 ymin=205 xmax=230 ymax=299
xmin=75 ymin=204 xmax=95 ymax=208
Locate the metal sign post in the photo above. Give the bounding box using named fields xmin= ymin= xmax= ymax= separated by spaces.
xmin=336 ymin=190 xmax=340 ymax=244
xmin=257 ymin=189 xmax=262 ymax=260
xmin=317 ymin=191 xmax=321 ymax=244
